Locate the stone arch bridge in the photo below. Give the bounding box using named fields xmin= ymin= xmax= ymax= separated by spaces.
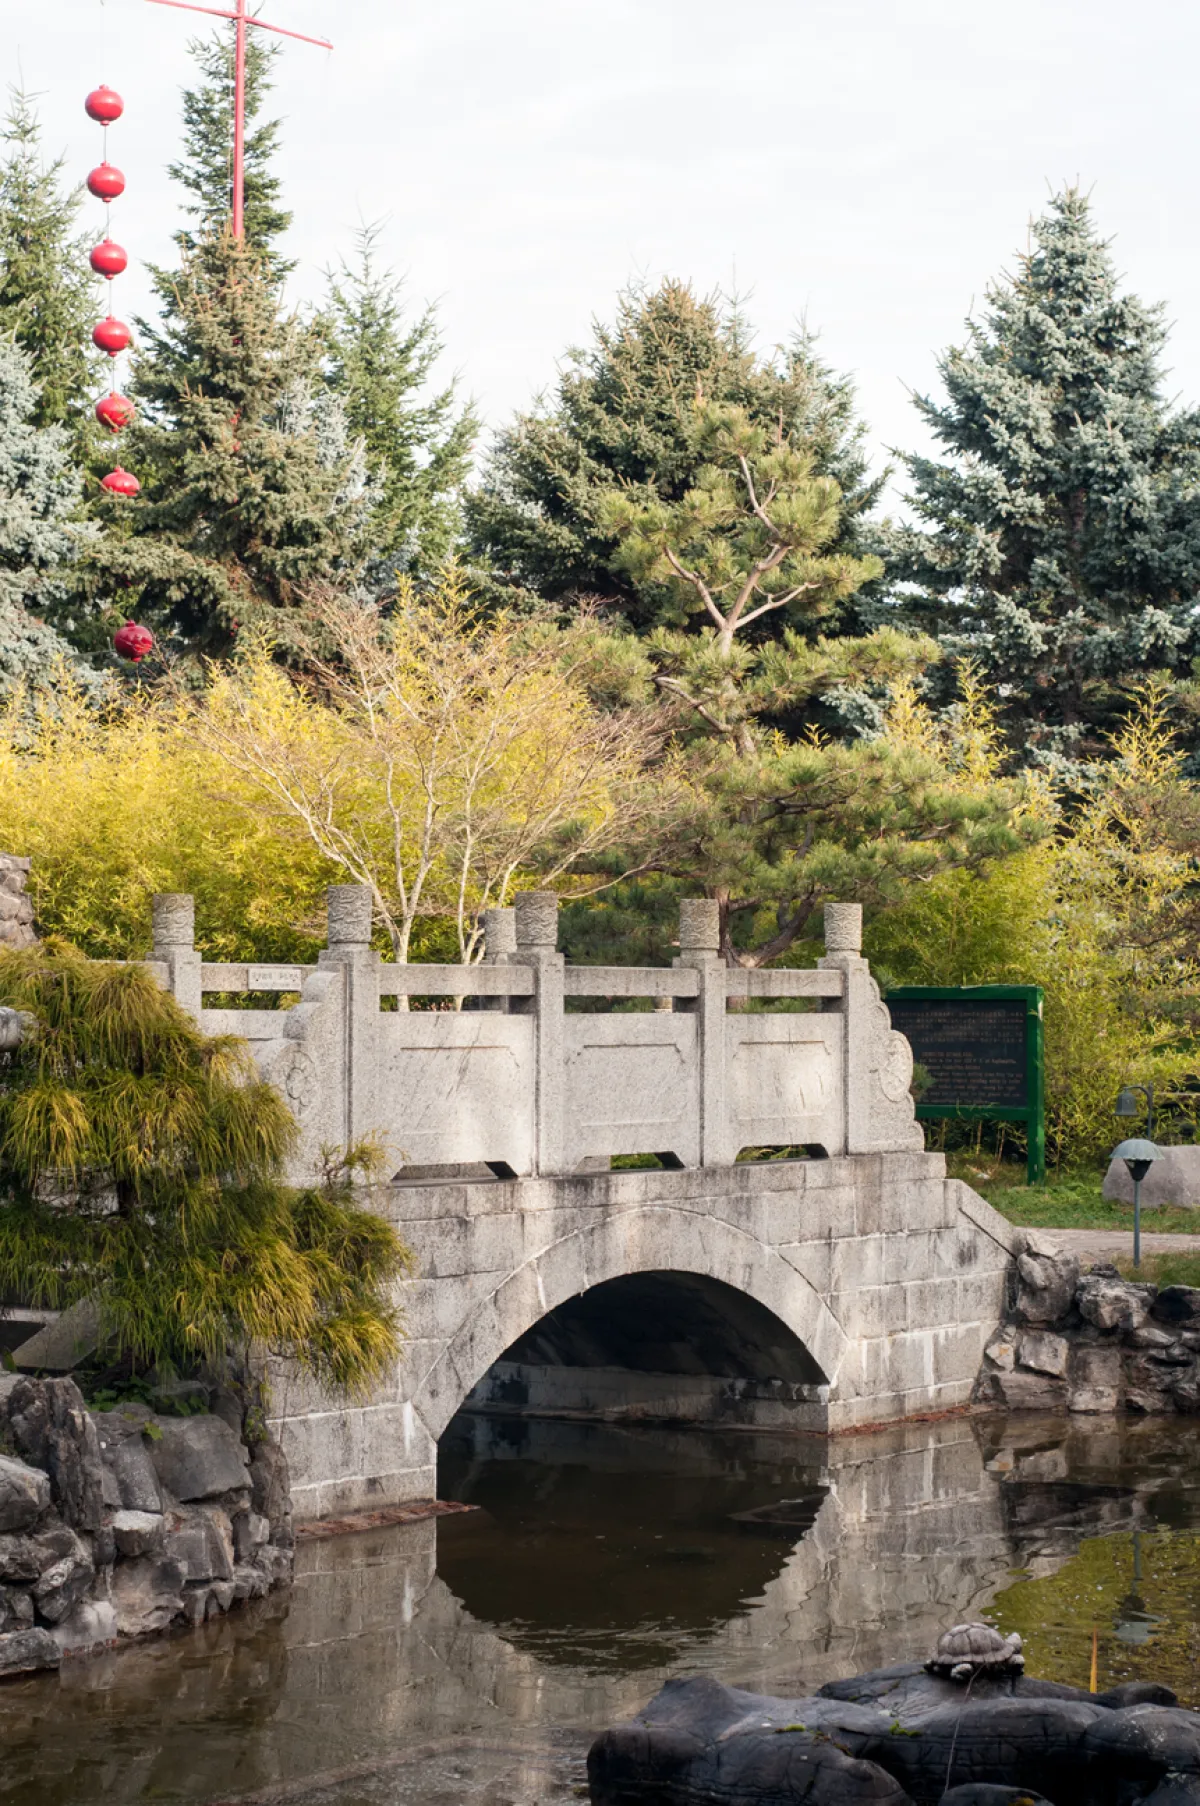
xmin=143 ymin=887 xmax=1013 ymax=1520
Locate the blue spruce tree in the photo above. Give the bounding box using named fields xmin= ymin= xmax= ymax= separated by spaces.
xmin=0 ymin=338 xmax=103 ymax=699
xmin=880 ymin=189 xmax=1200 ymax=763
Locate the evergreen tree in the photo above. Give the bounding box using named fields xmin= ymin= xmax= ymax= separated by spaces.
xmin=562 ymin=404 xmax=1027 ymax=967
xmin=168 ymin=29 xmax=293 ymax=281
xmin=880 ymin=189 xmax=1200 ymax=762
xmin=0 ymin=87 xmax=102 ymax=436
xmin=0 ymin=338 xmax=103 ymax=699
xmin=87 ymin=231 xmax=370 ymax=661
xmin=465 ymin=279 xmax=882 ymax=632
xmin=325 ymin=224 xmax=477 ymax=581
xmin=0 ymin=940 xmax=409 ymax=1392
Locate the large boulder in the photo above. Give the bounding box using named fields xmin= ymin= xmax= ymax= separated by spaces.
xmin=163 ymin=1505 xmax=235 ymax=1583
xmin=588 ymin=1665 xmax=1200 ymax=1806
xmin=145 ymin=1414 xmax=250 ymax=1502
xmin=3 ymin=1378 xmax=104 ymax=1530
xmin=0 ymin=1454 xmax=50 ymax=1533
xmin=1104 ymin=1144 xmax=1200 ymax=1208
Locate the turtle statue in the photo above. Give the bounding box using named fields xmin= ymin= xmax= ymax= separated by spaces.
xmin=926 ymin=1622 xmax=1024 ymax=1682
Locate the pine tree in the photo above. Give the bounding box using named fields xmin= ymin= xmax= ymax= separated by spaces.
xmin=86 ymin=231 xmax=371 ymax=661
xmin=0 ymin=87 xmax=102 ymax=436
xmin=325 ymin=224 xmax=477 ymax=581
xmin=0 ymin=338 xmax=104 ymax=699
xmin=880 ymin=189 xmax=1200 ymax=762
xmin=465 ymin=279 xmax=882 ymax=631
xmin=167 ymin=29 xmax=293 ymax=281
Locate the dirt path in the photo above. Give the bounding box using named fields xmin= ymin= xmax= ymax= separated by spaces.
xmin=1036 ymin=1226 xmax=1200 ymax=1266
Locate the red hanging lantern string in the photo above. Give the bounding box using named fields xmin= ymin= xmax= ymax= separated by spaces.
xmin=85 ymin=85 xmax=153 ymax=664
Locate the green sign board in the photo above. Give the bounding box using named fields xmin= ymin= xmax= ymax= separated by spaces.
xmin=885 ymin=985 xmax=1045 ymax=1184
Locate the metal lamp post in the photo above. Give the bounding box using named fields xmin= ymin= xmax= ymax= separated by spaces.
xmin=1112 ymin=1138 xmax=1160 ymax=1270
xmin=1116 ymin=1082 xmax=1155 ymax=1140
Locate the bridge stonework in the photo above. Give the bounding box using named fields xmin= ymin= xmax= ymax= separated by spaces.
xmin=149 ymin=889 xmax=1014 ymax=1521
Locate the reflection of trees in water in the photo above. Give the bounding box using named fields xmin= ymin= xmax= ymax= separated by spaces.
xmin=1 ymin=1412 xmax=1197 ymax=1806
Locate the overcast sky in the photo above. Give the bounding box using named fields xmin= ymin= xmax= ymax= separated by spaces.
xmin=12 ymin=0 xmax=1200 ymax=503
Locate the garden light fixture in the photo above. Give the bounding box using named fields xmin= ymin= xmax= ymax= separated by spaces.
xmin=1112 ymin=1137 xmax=1160 ymax=1270
xmin=1116 ymin=1082 xmax=1155 ymax=1137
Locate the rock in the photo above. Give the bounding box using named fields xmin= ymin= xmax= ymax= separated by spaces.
xmin=0 ymin=1453 xmax=51 ymax=1532
xmin=249 ymin=1439 xmax=291 ymax=1543
xmin=4 ymin=1378 xmax=105 ymax=1530
xmin=1171 ymin=1374 xmax=1200 ymax=1414
xmin=163 ymin=1505 xmax=234 ymax=1583
xmin=209 ymin=1387 xmax=244 ymax=1437
xmin=0 ymin=1627 xmax=60 ymax=1676
xmin=109 ymin=1554 xmax=186 ymax=1637
xmin=589 ymin=1667 xmax=1200 ymax=1806
xmin=1016 ymin=1243 xmax=1080 ymax=1325
xmin=1067 ymin=1346 xmax=1121 ymax=1414
xmin=1077 ymin=1276 xmax=1154 ymax=1333
xmin=940 ymin=1791 xmax=1055 ymax=1806
xmin=231 ymin=1510 xmax=269 ymax=1564
xmin=1122 ymin=1353 xmax=1178 ymax=1414
xmin=146 ymin=1414 xmax=249 ymax=1502
xmin=1152 ymin=1285 xmax=1200 ymax=1325
xmin=1129 ymin=1325 xmax=1179 ymax=1349
xmin=111 ymin=1510 xmax=165 ymax=1559
xmin=50 ymin=1598 xmax=116 ymax=1655
xmin=0 ymin=1586 xmax=33 ymax=1632
xmin=0 ymin=1533 xmax=41 ymax=1585
xmin=1103 ymin=1144 xmax=1200 ymax=1208
xmin=1017 ymin=1331 xmax=1069 ymax=1377
xmin=996 ymin=1370 xmax=1068 ymax=1410
xmin=984 ymin=1327 xmax=1017 ymax=1372
xmin=232 ymin=1562 xmax=268 ymax=1602
xmin=148 ymin=1379 xmax=210 ymax=1415
xmin=109 ymin=1438 xmax=163 ymax=1515
xmin=32 ymin=1534 xmax=94 ymax=1624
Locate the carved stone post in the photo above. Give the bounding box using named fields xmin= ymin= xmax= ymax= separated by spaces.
xmin=818 ymin=901 xmax=923 ymax=1154
xmin=318 ymin=884 xmax=380 ymax=1150
xmin=152 ymin=893 xmax=201 ymax=1020
xmin=513 ymin=891 xmax=564 ymax=1175
xmin=480 ymin=906 xmax=516 ymax=1013
xmin=674 ymin=898 xmax=728 ymax=1166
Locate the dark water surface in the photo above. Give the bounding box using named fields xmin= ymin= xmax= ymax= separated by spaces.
xmin=3 ymin=1410 xmax=1200 ymax=1806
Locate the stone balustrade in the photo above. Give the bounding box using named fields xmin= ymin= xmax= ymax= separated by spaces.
xmin=148 ymin=888 xmax=924 ymax=1183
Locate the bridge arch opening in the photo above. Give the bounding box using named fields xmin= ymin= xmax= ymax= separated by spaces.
xmin=445 ymin=1270 xmax=830 ymax=1445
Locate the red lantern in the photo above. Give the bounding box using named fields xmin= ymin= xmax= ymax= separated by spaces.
xmin=93 ymin=316 xmax=132 ymax=355
xmin=113 ymin=620 xmax=154 ymax=663
xmin=90 ymin=239 xmax=128 ymax=279
xmin=85 ymin=86 xmax=124 ymax=124
xmin=87 ymin=162 xmax=125 ymax=202
xmin=102 ymin=467 xmax=141 ymax=499
xmin=96 ymin=392 xmax=135 ymax=432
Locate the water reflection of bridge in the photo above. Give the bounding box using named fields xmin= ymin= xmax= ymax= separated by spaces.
xmin=0 ymin=1413 xmax=1167 ymax=1806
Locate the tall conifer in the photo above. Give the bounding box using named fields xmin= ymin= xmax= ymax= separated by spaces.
xmin=325 ymin=225 xmax=476 ymax=581
xmin=881 ymin=189 xmax=1200 ymax=761
xmin=466 ymin=280 xmax=882 ymax=632
xmin=0 ymin=88 xmax=101 ymax=439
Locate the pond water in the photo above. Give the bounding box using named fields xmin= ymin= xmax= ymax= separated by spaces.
xmin=3 ymin=1409 xmax=1200 ymax=1806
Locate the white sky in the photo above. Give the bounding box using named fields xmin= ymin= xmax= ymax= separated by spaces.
xmin=11 ymin=0 xmax=1200 ymax=504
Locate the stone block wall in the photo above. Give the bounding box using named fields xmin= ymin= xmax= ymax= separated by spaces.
xmin=0 ymin=1375 xmax=294 ymax=1679
xmin=269 ymin=1155 xmax=1015 ymax=1521
xmin=0 ymin=854 xmax=34 ymax=951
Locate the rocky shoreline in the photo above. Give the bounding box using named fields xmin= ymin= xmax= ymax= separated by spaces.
xmin=0 ymin=1374 xmax=293 ymax=1679
xmin=974 ymin=1234 xmax=1200 ymax=1416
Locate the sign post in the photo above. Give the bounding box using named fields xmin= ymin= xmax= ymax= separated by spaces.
xmin=885 ymin=985 xmax=1045 ymax=1184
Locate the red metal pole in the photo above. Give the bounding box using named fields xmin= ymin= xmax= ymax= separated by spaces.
xmin=231 ymin=0 xmax=246 ymax=239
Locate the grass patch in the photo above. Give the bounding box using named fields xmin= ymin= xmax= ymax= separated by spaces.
xmin=946 ymin=1155 xmax=1200 ymax=1234
xmin=1109 ymin=1252 xmax=1200 ymax=1287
